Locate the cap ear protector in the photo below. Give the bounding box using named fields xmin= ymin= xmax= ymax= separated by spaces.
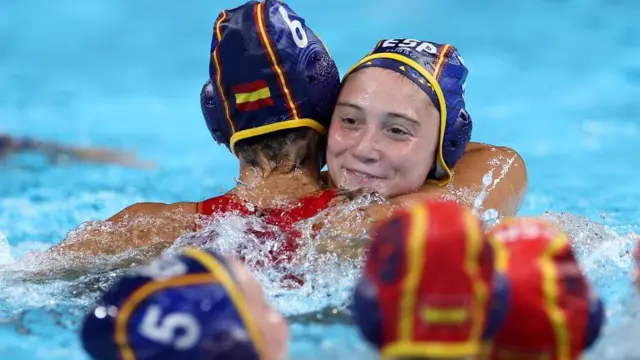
xmin=556 ymin=247 xmax=605 ymax=351
xmin=351 ymin=276 xmax=383 ymax=347
xmin=584 ymin=296 xmax=604 ymax=349
xmin=201 ymin=80 xmax=225 ymax=144
xmin=482 ymin=271 xmax=510 ymax=340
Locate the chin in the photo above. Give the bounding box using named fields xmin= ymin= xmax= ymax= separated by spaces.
xmin=348 ymin=181 xmax=391 ymax=198
xmin=339 ymin=181 xmax=361 ymax=191
xmin=370 ymin=181 xmax=402 ymax=199
xmin=373 ymin=187 xmax=394 ymax=199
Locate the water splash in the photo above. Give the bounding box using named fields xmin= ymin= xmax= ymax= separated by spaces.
xmin=472 ymin=170 xmax=494 ymax=214
xmin=167 ymin=190 xmax=382 ymax=317
xmin=466 ymin=168 xmax=502 ymax=230
xmin=0 ymin=186 xmax=637 ymax=359
xmin=0 ymin=232 xmax=15 ymax=265
xmin=0 ymin=188 xmax=380 ymax=329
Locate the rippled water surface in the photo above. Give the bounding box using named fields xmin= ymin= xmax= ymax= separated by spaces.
xmin=1 ymin=0 xmax=639 ymax=358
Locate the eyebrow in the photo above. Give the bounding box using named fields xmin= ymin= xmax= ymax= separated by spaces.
xmin=336 ymin=102 xmax=421 ymax=126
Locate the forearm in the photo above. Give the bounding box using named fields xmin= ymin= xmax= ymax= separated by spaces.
xmin=53 ymin=219 xmax=190 ymax=256
xmin=412 ymin=144 xmax=528 ymax=218
xmin=54 ymin=202 xmax=198 ymax=256
xmin=459 ymin=146 xmax=528 ymax=218
xmin=21 ymin=221 xmax=189 ymax=282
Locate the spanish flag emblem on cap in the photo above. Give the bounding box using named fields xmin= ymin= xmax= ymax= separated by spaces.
xmin=352 ymin=200 xmax=509 ymax=359
xmin=232 ymin=79 xmax=274 ymax=112
xmin=201 ymin=0 xmax=340 ymax=155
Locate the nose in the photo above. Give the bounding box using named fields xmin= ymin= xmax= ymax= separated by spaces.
xmin=351 ymin=126 xmax=380 ymax=163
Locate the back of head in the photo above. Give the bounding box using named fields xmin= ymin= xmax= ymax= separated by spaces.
xmin=352 ymin=200 xmax=509 ymax=360
xmin=200 ymin=0 xmax=340 ymax=168
xmin=80 ymin=248 xmax=266 ymax=360
xmin=487 ymin=218 xmax=605 ymax=359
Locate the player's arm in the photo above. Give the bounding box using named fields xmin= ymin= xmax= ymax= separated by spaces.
xmin=396 ymin=142 xmax=528 ymax=218
xmin=50 ymin=201 xmax=199 ymax=256
xmin=310 ymin=190 xmax=398 ymax=261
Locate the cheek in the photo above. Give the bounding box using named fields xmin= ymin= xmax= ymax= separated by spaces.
xmin=272 ymin=311 xmax=289 ymax=343
xmin=326 ymin=126 xmax=351 ymax=161
xmin=263 ymin=306 xmax=289 ymax=358
xmin=387 ymin=141 xmax=433 ymax=190
xmin=398 ymin=158 xmax=431 ymax=184
xmin=383 ymin=139 xmax=430 ymax=165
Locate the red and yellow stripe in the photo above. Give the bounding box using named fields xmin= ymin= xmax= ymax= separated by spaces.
xmin=225 ymin=2 xmax=327 ymax=152
xmin=254 ymin=2 xmax=301 ymax=120
xmin=211 ymin=11 xmax=235 ymax=134
xmin=488 ymin=218 xmax=574 ymax=360
xmin=540 ymin=229 xmax=571 ymax=360
xmin=462 ymin=210 xmax=489 ymax=343
xmin=382 ymin=201 xmax=489 ymax=358
xmin=398 ymin=204 xmax=428 ymax=341
xmin=432 ymin=44 xmax=452 ymax=80
xmin=232 ymin=79 xmax=274 ymax=112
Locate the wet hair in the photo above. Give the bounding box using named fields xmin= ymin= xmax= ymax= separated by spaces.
xmin=234 ymin=127 xmax=321 ymax=173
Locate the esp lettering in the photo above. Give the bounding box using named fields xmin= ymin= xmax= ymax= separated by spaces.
xmin=381 ymin=39 xmax=438 ymax=55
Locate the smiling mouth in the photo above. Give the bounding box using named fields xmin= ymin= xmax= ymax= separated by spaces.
xmin=344 ymin=168 xmax=384 ymax=182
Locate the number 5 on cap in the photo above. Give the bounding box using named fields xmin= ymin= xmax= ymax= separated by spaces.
xmin=278 ymin=5 xmax=308 ymax=48
xmin=138 ymin=305 xmax=201 ymax=350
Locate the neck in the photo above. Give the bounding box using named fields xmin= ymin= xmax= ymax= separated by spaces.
xmin=232 ymin=160 xmax=322 ymax=208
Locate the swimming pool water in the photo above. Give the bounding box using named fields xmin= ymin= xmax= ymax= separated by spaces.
xmin=1 ymin=0 xmax=639 ymax=358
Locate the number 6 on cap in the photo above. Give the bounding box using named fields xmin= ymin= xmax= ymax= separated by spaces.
xmin=278 ymin=5 xmax=308 ymax=48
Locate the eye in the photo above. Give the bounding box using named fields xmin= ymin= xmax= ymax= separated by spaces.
xmin=387 ymin=126 xmax=410 ymax=137
xmin=341 ymin=117 xmax=357 ymax=127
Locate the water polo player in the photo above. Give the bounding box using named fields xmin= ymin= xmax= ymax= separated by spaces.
xmin=81 ymin=247 xmax=288 ymax=360
xmin=487 ymin=218 xmax=604 ymax=359
xmin=352 ymin=199 xmax=510 ymax=359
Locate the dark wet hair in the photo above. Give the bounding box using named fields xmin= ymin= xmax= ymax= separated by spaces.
xmin=234 ymin=127 xmax=322 ymax=173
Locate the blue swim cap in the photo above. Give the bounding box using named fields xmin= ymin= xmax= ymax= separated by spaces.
xmin=345 ymin=39 xmax=472 ymax=186
xmin=201 ymin=0 xmax=340 ymax=155
xmin=81 ymin=248 xmax=264 ymax=360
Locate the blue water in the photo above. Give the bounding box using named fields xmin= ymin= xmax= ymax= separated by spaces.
xmin=1 ymin=0 xmax=639 ymax=358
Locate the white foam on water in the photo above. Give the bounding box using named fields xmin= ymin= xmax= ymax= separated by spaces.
xmin=166 ymin=190 xmax=382 ymax=316
xmin=0 ymin=232 xmax=16 ymax=265
xmin=0 ymin=177 xmax=637 ymax=359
